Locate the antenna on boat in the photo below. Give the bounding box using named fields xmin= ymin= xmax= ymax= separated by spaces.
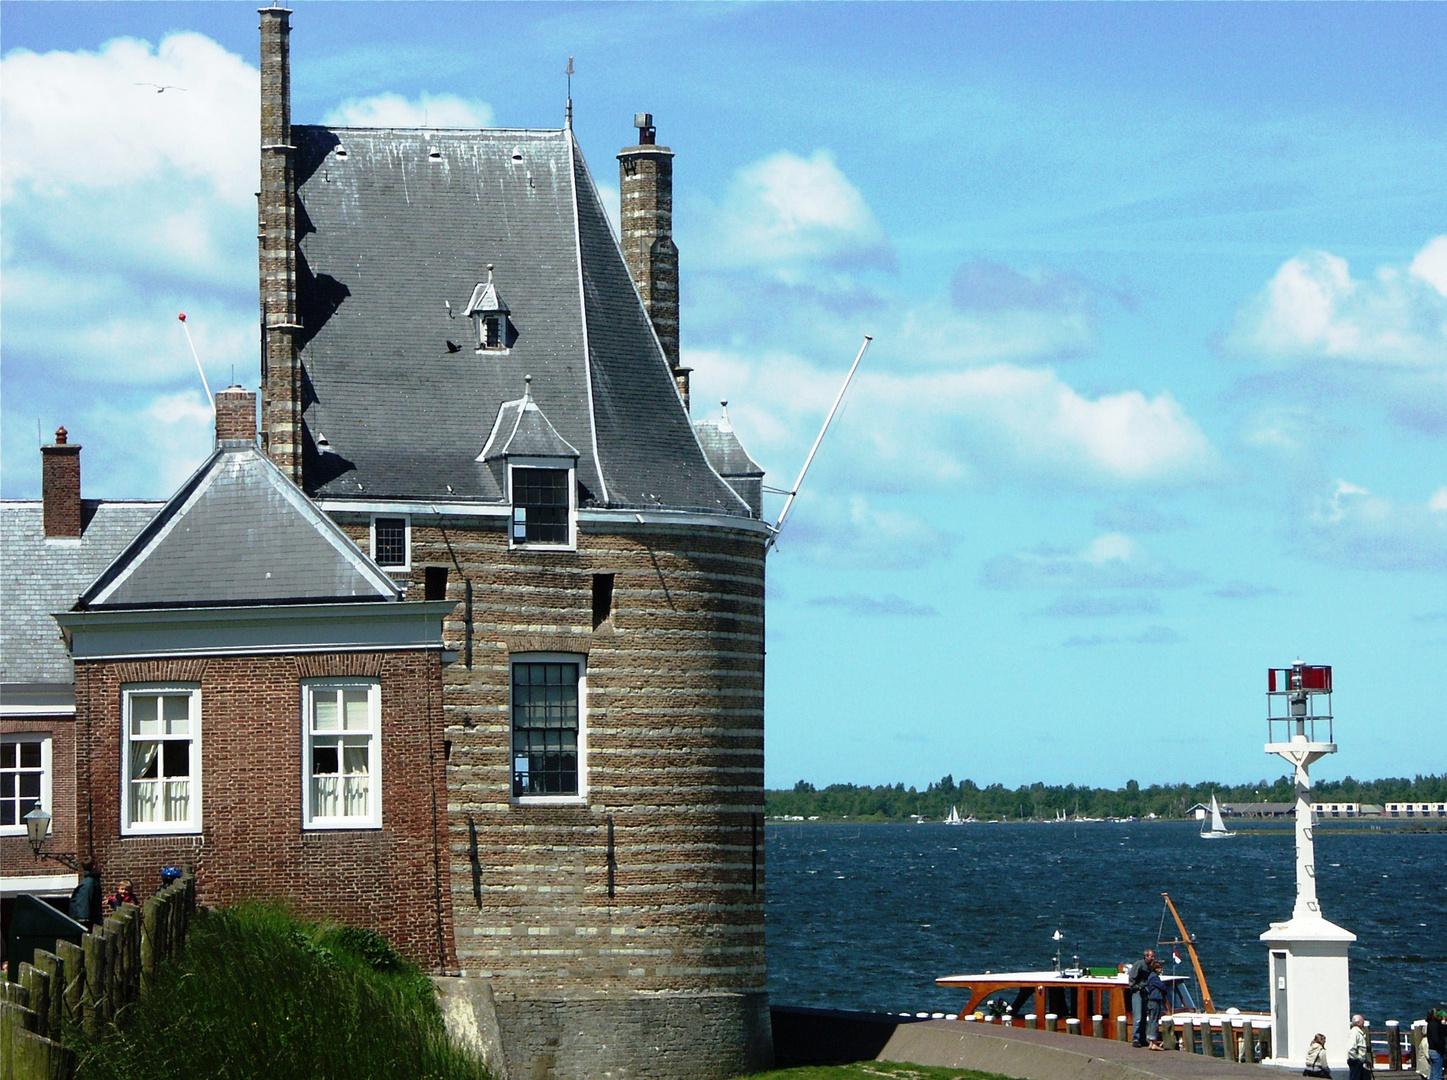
xmin=1051 ymin=928 xmax=1063 ymax=973
xmin=1158 ymin=892 xmax=1215 ymax=1013
xmin=766 ymin=334 xmax=872 ymax=551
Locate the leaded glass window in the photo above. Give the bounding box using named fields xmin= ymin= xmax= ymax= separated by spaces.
xmin=512 ymin=660 xmax=580 ymax=797
xmin=510 ymin=468 xmax=570 ymax=546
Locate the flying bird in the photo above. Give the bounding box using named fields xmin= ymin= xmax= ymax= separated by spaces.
xmin=135 ymin=82 xmax=188 ymax=93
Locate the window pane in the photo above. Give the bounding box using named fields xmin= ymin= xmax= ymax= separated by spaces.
xmin=342 ymin=776 xmax=369 ymax=817
xmin=131 ymin=695 xmax=159 ymax=735
xmin=313 ymin=776 xmax=339 ymax=817
xmin=132 ymin=742 xmax=160 ymax=780
xmin=313 ymin=743 xmax=339 ymax=776
xmin=0 ymin=742 xmax=14 ymax=768
xmin=374 ymin=518 xmax=407 ymax=566
xmin=512 ymin=661 xmax=580 ymax=796
xmin=1 ymin=804 xmax=13 ymax=826
xmin=131 ymin=781 xmax=159 ymax=823
xmin=313 ymin=693 xmax=339 ymax=731
xmin=162 ymin=741 xmax=189 ymax=779
xmin=162 ymin=695 xmax=190 ymax=735
xmin=342 ymin=691 xmax=370 ymax=731
xmin=0 ymin=774 xmax=13 ymax=798
xmin=19 ymin=773 xmax=41 ymax=798
xmin=341 ymin=742 xmax=368 ymax=775
xmin=513 ymin=468 xmax=569 ymax=544
xmin=164 ymin=780 xmax=190 ymax=822
xmin=20 ymin=742 xmax=42 ymax=768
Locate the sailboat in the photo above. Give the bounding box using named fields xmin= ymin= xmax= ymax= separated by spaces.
xmin=1200 ymin=794 xmax=1235 ymax=839
xmin=944 ymin=805 xmax=964 ymax=826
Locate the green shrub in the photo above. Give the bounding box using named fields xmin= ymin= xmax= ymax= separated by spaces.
xmin=73 ymin=903 xmax=487 ymax=1080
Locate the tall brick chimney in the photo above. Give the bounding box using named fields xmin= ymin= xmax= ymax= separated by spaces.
xmin=215 ymin=385 xmax=258 ymax=446
xmin=618 ymin=114 xmax=689 ymax=411
xmin=258 ymin=6 xmax=303 ymax=483
xmin=41 ymin=427 xmax=83 ymax=539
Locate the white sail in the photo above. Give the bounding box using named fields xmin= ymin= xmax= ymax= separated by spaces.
xmin=1201 ymin=794 xmax=1235 ymax=838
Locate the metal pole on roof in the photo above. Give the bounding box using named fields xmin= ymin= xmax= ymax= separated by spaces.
xmin=767 ymin=334 xmax=872 ymax=551
xmin=177 ymin=313 xmax=214 ymax=410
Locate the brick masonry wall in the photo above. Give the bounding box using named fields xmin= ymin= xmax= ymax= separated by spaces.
xmin=340 ymin=513 xmax=770 ymax=1077
xmin=1 ymin=715 xmax=77 ymax=883
xmin=72 ymin=649 xmax=456 ymax=970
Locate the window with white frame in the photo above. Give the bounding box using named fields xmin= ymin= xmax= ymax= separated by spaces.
xmin=371 ymin=515 xmax=410 ymax=570
xmin=509 ymin=466 xmax=572 ymax=548
xmin=303 ymin=680 xmax=381 ymax=828
xmin=511 ymin=656 xmax=584 ymax=800
xmin=1 ymin=734 xmax=51 ymax=834
xmin=123 ymin=685 xmax=200 ymax=833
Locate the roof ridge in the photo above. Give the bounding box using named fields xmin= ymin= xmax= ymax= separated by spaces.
xmin=567 ymin=130 xmax=609 ymax=504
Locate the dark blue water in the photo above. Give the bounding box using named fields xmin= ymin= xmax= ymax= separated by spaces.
xmin=765 ymin=821 xmax=1446 ymax=1023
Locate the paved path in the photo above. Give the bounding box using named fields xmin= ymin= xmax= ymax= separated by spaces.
xmin=878 ymin=1020 xmax=1293 ymax=1080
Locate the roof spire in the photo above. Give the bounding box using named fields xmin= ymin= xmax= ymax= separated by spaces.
xmin=564 ymin=56 xmax=574 ymax=130
xmin=523 ymin=374 xmax=533 ymax=402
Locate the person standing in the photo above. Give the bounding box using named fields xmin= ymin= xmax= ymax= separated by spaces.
xmin=67 ymin=859 xmax=103 ymax=927
xmin=1145 ymin=960 xmax=1167 ymax=1050
xmin=1304 ymin=1033 xmax=1332 ymax=1078
xmin=1127 ymin=948 xmax=1157 ymax=1047
xmin=1426 ymin=1008 xmax=1445 ymax=1080
xmin=1348 ymin=1015 xmax=1373 ymax=1080
xmin=106 ymin=878 xmax=138 ymax=912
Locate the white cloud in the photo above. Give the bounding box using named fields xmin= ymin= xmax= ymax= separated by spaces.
xmin=982 ymin=532 xmax=1200 ymax=590
xmin=775 ymin=493 xmax=951 ymax=569
xmin=1298 ymin=479 xmax=1447 ymax=571
xmin=700 ymin=150 xmax=889 ymax=271
xmin=689 ymin=348 xmax=1217 ymax=492
xmin=322 ymin=92 xmax=493 ymax=129
xmin=1231 ymin=237 xmax=1447 ymax=368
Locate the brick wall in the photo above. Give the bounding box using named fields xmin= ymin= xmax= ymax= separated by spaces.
xmin=1 ymin=715 xmax=77 ymax=884
xmin=73 ymin=649 xmax=455 ymax=970
xmin=341 ymin=513 xmax=770 ymax=1077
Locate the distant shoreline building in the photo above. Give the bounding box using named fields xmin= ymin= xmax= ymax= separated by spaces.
xmin=2 ymin=10 xmax=772 ymax=1078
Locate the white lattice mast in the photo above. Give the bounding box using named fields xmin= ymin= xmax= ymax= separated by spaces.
xmin=1260 ymin=661 xmax=1355 ymax=1069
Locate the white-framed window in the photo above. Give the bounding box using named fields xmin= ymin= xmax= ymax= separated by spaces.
xmin=302 ymin=679 xmax=381 ymax=829
xmin=511 ymin=654 xmax=585 ymax=804
xmin=370 ymin=514 xmax=410 ymax=571
xmin=1 ymin=734 xmax=51 ymax=835
xmin=508 ymin=464 xmax=574 ymax=550
xmin=122 ymin=685 xmax=200 ymax=835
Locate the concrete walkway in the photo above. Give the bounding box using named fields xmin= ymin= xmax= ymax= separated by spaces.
xmin=879 ymin=1020 xmax=1291 ymax=1080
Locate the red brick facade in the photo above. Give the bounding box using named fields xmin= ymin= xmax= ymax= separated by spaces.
xmin=1 ymin=715 xmax=77 ymax=881
xmin=72 ymin=649 xmax=455 ymax=971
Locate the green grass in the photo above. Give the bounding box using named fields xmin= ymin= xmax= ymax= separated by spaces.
xmin=743 ymin=1064 xmax=1013 ymax=1080
xmin=73 ymin=903 xmax=489 ymax=1080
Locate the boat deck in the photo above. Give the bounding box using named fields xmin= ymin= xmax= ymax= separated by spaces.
xmin=879 ymin=1019 xmax=1292 ymax=1080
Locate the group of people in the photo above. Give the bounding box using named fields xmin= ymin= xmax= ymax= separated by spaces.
xmin=1126 ymin=947 xmax=1170 ymax=1049
xmin=66 ymin=860 xmax=180 ymax=928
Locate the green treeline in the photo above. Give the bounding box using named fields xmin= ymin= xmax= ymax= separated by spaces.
xmin=765 ymin=773 xmax=1447 ymax=822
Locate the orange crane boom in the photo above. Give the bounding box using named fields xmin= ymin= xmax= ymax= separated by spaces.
xmin=1159 ymin=892 xmax=1216 ymax=1013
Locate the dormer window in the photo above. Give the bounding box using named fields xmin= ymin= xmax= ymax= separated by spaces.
xmin=478 ymin=375 xmax=580 ymax=551
xmin=464 ymin=264 xmax=512 ymax=353
xmin=511 ymin=467 xmax=571 ymax=545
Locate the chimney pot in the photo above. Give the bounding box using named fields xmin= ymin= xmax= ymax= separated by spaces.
xmin=618 ymin=116 xmax=683 ymax=407
xmin=41 ymin=429 xmax=83 ymax=538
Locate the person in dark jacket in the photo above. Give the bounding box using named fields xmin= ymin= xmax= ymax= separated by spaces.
xmin=1127 ymin=948 xmax=1157 ymax=1047
xmin=68 ymin=859 xmax=103 ymax=927
xmin=1426 ymin=1008 xmax=1445 ymax=1080
xmin=1144 ymin=960 xmax=1167 ymax=1050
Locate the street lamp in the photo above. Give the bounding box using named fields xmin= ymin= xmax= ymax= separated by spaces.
xmin=23 ymin=805 xmax=80 ymax=870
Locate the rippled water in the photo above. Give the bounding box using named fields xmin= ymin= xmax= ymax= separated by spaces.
xmin=765 ymin=821 xmax=1446 ymax=1023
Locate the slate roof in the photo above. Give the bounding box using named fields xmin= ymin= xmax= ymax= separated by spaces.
xmin=79 ymin=445 xmax=401 ymax=610
xmin=480 ymin=387 xmax=580 ymax=463
xmin=292 ymin=126 xmax=749 ymax=516
xmin=0 ymin=501 xmax=161 ymax=688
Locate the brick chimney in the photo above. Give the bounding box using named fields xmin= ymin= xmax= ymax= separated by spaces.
xmin=618 ymin=114 xmax=689 ymax=411
xmin=41 ymin=427 xmax=83 ymax=539
xmin=215 ymin=385 xmax=258 ymax=445
xmin=258 ymin=6 xmax=303 ymax=482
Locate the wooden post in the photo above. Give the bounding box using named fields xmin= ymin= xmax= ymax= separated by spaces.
xmin=1182 ymin=1019 xmax=1197 ymax=1054
xmin=1161 ymin=1017 xmax=1176 ymax=1051
xmin=1257 ymin=1021 xmax=1271 ymax=1061
xmin=1224 ymin=1018 xmax=1240 ymax=1061
xmin=141 ymin=896 xmax=160 ymax=995
xmin=1046 ymin=1013 xmax=1059 ymax=1034
xmin=82 ymin=930 xmax=103 ymax=1037
xmin=1093 ymin=1014 xmax=1106 ymax=1039
xmin=1411 ymin=1020 xmax=1428 ymax=1074
xmin=56 ymin=939 xmax=84 ymax=1027
xmin=1067 ymin=1018 xmax=1081 ymax=1036
xmin=1026 ymin=1013 xmax=1038 ymax=1030
xmin=1242 ymin=1021 xmax=1257 ymax=1063
xmin=101 ymin=922 xmax=121 ymax=1021
xmin=1 ymin=1001 xmax=39 ymax=1065
xmin=18 ymin=962 xmax=50 ymax=1040
xmin=1387 ymin=1021 xmax=1402 ymax=1072
xmin=14 ymin=1027 xmax=77 ymax=1080
xmin=1117 ymin=1015 xmax=1130 ymax=1042
xmin=32 ymin=949 xmax=64 ymax=1039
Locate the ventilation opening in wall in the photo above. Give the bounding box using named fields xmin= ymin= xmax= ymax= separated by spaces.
xmin=424 ymin=566 xmax=449 ymax=601
xmin=592 ymin=573 xmax=615 ymax=630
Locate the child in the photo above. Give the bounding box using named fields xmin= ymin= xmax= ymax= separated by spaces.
xmin=107 ymin=878 xmax=139 ymax=911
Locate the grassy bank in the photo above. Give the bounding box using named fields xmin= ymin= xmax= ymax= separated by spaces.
xmin=74 ymin=904 xmax=488 ymax=1080
xmin=745 ymin=1064 xmax=1011 ymax=1080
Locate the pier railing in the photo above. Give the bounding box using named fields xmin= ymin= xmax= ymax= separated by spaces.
xmin=0 ymin=872 xmax=196 ymax=1079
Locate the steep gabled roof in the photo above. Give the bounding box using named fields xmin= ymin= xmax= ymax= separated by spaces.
xmin=79 ymin=446 xmax=401 ymax=609
xmin=291 ymin=126 xmax=749 ymax=516
xmin=480 ymin=385 xmax=579 ymax=462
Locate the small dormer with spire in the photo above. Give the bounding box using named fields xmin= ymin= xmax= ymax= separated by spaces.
xmin=464 ymin=265 xmax=513 ymax=352
xmin=479 ymin=376 xmax=580 ymax=548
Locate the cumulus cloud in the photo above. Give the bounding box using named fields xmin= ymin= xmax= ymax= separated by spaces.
xmin=1296 ymin=479 xmax=1447 ymax=571
xmin=806 ymin=593 xmax=939 ymax=617
xmin=700 ymin=149 xmax=889 ymax=271
xmin=981 ymin=532 xmax=1200 ymax=590
xmin=775 ymin=493 xmax=952 ymax=569
xmin=1231 ymin=237 xmax=1447 ymax=368
xmin=322 ymin=92 xmax=493 ymax=129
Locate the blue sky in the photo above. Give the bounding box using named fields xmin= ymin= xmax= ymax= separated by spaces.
xmin=3 ymin=2 xmax=1444 ymax=789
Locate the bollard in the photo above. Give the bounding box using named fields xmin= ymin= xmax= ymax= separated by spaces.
xmin=1242 ymin=1020 xmax=1257 ymax=1064
xmin=1067 ymin=1018 xmax=1081 ymax=1036
xmin=1224 ymin=1018 xmax=1240 ymax=1061
xmin=1182 ymin=1019 xmax=1197 ymax=1054
xmin=1162 ymin=1017 xmax=1176 ymax=1051
xmin=1411 ymin=1020 xmax=1428 ymax=1074
xmin=1027 ymin=1013 xmax=1038 ymax=1030
xmin=1387 ymin=1020 xmax=1402 ymax=1072
xmin=1093 ymin=1014 xmax=1106 ymax=1039
xmin=1258 ymin=1021 xmax=1272 ymax=1061
xmin=1117 ymin=1015 xmax=1130 ymax=1042
xmin=1046 ymin=1013 xmax=1059 ymax=1034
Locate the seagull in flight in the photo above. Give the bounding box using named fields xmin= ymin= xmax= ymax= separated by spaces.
xmin=135 ymin=82 xmax=187 ymax=93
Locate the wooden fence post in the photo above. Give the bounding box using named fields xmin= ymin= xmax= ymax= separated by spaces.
xmin=1161 ymin=1017 xmax=1176 ymax=1050
xmin=56 ymin=940 xmax=84 ymax=1028
xmin=1182 ymin=1018 xmax=1197 ymax=1054
xmin=2 ymin=999 xmax=39 ymax=1068
xmin=141 ymin=896 xmax=160 ymax=996
xmin=1241 ymin=1020 xmax=1257 ymax=1063
xmin=31 ymin=949 xmax=64 ymax=1039
xmin=13 ymin=1027 xmax=77 ymax=1080
xmin=1224 ymin=1018 xmax=1240 ymax=1061
xmin=1386 ymin=1021 xmax=1402 ymax=1072
xmin=17 ymin=962 xmax=50 ymax=1041
xmin=82 ymin=930 xmax=103 ymax=1037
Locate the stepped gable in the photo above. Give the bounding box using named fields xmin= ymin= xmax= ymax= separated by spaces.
xmin=78 ymin=446 xmax=401 ymax=610
xmin=292 ymin=125 xmax=747 ymax=515
xmin=0 ymin=502 xmax=161 ymax=686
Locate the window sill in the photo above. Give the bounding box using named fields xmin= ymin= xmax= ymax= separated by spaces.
xmin=509 ymin=542 xmax=576 ymax=553
xmin=512 ymin=795 xmax=587 ymax=808
xmin=120 ymin=825 xmax=201 ymax=838
xmin=303 ymin=820 xmax=383 ymax=831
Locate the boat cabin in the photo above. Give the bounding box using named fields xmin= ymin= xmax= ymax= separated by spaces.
xmin=936 ymin=969 xmax=1190 ymax=1037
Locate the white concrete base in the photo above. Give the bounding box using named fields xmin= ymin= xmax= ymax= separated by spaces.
xmin=1261 ymin=914 xmax=1355 ymax=1070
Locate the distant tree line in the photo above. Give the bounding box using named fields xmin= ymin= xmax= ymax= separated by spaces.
xmin=765 ymin=774 xmax=1447 ymax=822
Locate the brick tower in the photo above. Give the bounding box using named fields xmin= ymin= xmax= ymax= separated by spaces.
xmin=258 ymin=17 xmax=771 ymax=1080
